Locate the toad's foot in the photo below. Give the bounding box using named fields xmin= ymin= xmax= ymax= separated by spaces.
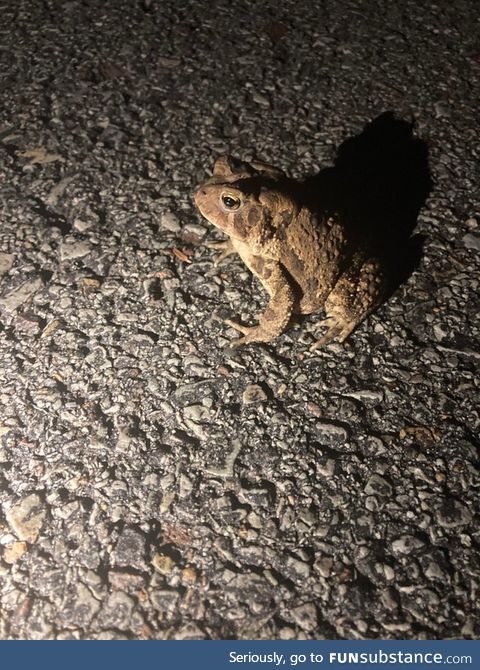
xmin=206 ymin=240 xmax=237 ymax=266
xmin=224 ymin=319 xmax=271 ymax=348
xmin=311 ymin=316 xmax=356 ymax=350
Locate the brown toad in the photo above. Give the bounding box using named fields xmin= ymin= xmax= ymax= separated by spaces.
xmin=194 ymin=155 xmax=387 ymax=348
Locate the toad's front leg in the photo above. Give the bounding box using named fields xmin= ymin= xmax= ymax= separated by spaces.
xmin=225 ymin=263 xmax=294 ymax=347
xmin=206 ymin=238 xmax=237 ymax=266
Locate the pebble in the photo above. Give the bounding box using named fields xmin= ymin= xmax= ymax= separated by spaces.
xmin=14 ymin=313 xmax=41 ymax=335
xmin=435 ymin=499 xmax=472 ymax=528
xmin=242 ymin=384 xmax=268 ymax=404
xmin=152 ymin=553 xmax=175 ymax=575
xmin=3 ymin=540 xmax=28 ymax=564
xmin=97 ymin=591 xmax=135 ymax=631
xmin=380 ymin=587 xmax=398 ymax=611
xmin=181 ymin=223 xmax=207 ymax=244
xmin=181 ymin=566 xmax=198 ymax=584
xmin=391 ymin=535 xmax=426 ymax=555
xmin=364 ymin=474 xmax=393 ymax=497
xmin=108 ymin=571 xmax=145 ymax=592
xmin=160 ymin=211 xmax=181 ymax=232
xmin=376 ymin=563 xmax=395 ymax=581
xmin=252 ymin=91 xmax=270 ymax=107
xmin=59 ymin=239 xmax=92 ymax=261
xmin=57 ymin=582 xmax=101 ymax=628
xmin=183 ymin=404 xmax=210 ymax=422
xmin=278 ymin=626 xmax=296 ymax=640
xmin=316 ymin=422 xmax=349 ymax=440
xmin=205 ymin=439 xmax=242 ymax=478
xmin=112 ymin=528 xmax=147 ymax=570
xmin=0 ymin=277 xmax=43 ymax=313
xmin=149 ymin=590 xmax=178 ymax=613
xmin=290 ymin=603 xmax=318 ymax=631
xmin=175 ymin=623 xmax=206 ymax=640
xmin=6 ymin=494 xmax=47 ymax=543
xmin=284 ymin=555 xmax=311 ymax=580
xmin=0 ymin=252 xmax=14 ymax=276
xmin=178 ymin=473 xmax=193 ymax=498
xmin=315 ymin=556 xmax=333 ymax=578
xmin=73 ymin=218 xmax=93 ymax=232
xmin=462 ymin=233 xmax=480 ymax=251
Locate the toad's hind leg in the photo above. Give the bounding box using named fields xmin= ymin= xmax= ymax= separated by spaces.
xmin=312 ymin=256 xmax=386 ymax=349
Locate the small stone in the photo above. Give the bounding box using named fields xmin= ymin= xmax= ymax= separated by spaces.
xmin=112 ymin=527 xmax=147 ymax=570
xmin=205 ymin=439 xmax=242 ymax=478
xmin=3 ymin=541 xmax=28 ymax=564
xmin=0 ymin=277 xmax=43 ymax=313
xmin=252 ymin=91 xmax=270 ymax=107
xmin=462 ymin=233 xmax=480 ymax=251
xmin=345 ymin=389 xmax=383 ymax=402
xmin=242 ymin=384 xmax=268 ymax=404
xmin=247 ymin=511 xmax=263 ymax=529
xmin=149 ymin=590 xmax=178 ymax=613
xmin=73 ymin=218 xmax=93 ymax=232
xmin=82 ymin=277 xmax=101 ymax=288
xmin=284 ymin=555 xmax=311 ymax=580
xmin=181 ymin=566 xmax=197 ymax=584
xmin=465 ymin=217 xmax=478 ymax=229
xmin=298 ymin=508 xmax=316 ymax=526
xmin=175 ymin=622 xmax=206 ymax=640
xmin=183 ymin=404 xmax=209 ymax=422
xmin=108 ymin=571 xmax=145 ymax=591
xmin=278 ymin=626 xmax=296 ymax=639
xmin=317 ymin=422 xmax=348 ymax=440
xmin=97 ymin=591 xmax=134 ymax=631
xmin=315 ymin=556 xmax=333 ymax=578
xmin=365 ymin=496 xmax=379 ymax=511
xmin=290 ymin=602 xmax=318 ymax=631
xmin=364 ymin=474 xmax=393 ymax=497
xmin=152 ymin=553 xmax=175 ymax=575
xmin=178 ymin=473 xmax=193 ymax=498
xmin=160 ymin=211 xmax=181 ymax=232
xmin=40 ymin=318 xmax=62 ymax=338
xmin=181 ymin=223 xmax=206 ymax=244
xmin=14 ymin=313 xmax=41 ymax=335
xmin=306 ymin=401 xmax=322 ymax=416
xmin=424 ymin=561 xmax=446 ymax=580
xmin=6 ymin=494 xmax=46 ymax=543
xmin=383 ymin=564 xmax=395 ymax=581
xmin=382 ymin=622 xmax=411 ymax=632
xmin=239 ymin=485 xmax=274 ymax=507
xmin=60 ymin=239 xmax=92 ymax=261
xmin=160 ymin=491 xmax=175 ymax=513
xmin=316 ymin=458 xmax=335 ymax=477
xmin=0 ymin=252 xmax=14 ymax=276
xmin=380 ymin=587 xmax=398 ymax=610
xmin=391 ymin=535 xmax=425 ymax=555
xmin=435 ymin=499 xmax=472 ymax=528
xmin=57 ymin=582 xmax=101 ymax=628
xmin=158 ymin=56 xmax=181 ymax=69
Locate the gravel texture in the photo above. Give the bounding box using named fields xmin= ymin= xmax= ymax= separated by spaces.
xmin=0 ymin=0 xmax=479 ymax=640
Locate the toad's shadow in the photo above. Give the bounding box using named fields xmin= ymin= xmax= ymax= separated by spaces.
xmin=300 ymin=111 xmax=433 ymax=295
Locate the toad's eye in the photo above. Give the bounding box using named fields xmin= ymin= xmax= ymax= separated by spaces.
xmin=221 ymin=194 xmax=241 ymax=210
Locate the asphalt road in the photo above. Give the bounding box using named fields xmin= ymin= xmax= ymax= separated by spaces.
xmin=0 ymin=0 xmax=479 ymax=639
